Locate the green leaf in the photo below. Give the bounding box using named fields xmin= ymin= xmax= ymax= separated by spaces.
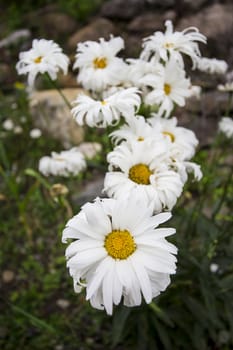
xmin=149 ymin=302 xmax=174 ymax=327
xmin=25 ymin=168 xmax=51 ymax=189
xmin=112 ymin=306 xmax=131 ymax=347
xmin=10 ymin=303 xmax=56 ymax=333
xmin=151 ymin=317 xmax=172 ymax=350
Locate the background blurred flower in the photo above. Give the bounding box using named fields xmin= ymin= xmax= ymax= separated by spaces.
xmin=29 ymin=128 xmax=42 ymax=139
xmin=218 ymin=116 xmax=233 ymax=138
xmin=39 ymin=148 xmax=86 ymax=177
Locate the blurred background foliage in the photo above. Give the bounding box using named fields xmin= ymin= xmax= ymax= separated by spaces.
xmin=0 ymin=0 xmax=106 ymax=35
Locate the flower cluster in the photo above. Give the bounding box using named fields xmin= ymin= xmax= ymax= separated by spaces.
xmin=16 ymin=20 xmax=229 ymax=315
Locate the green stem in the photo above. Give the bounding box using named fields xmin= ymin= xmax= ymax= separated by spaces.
xmin=44 ymin=73 xmax=72 ymax=109
xmin=211 ymin=165 xmax=233 ymax=220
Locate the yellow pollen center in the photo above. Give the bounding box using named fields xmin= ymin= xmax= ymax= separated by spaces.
xmin=34 ymin=56 xmax=43 ymax=64
xmin=101 ymin=100 xmax=107 ymax=105
xmin=137 ymin=136 xmax=144 ymax=141
xmin=93 ymin=57 xmax=107 ymax=69
xmin=164 ymin=42 xmax=174 ymax=49
xmin=164 ymin=83 xmax=171 ymax=95
xmin=129 ymin=163 xmax=152 ymax=185
xmin=163 ymin=131 xmax=175 ymax=142
xmin=104 ymin=230 xmax=136 ymax=259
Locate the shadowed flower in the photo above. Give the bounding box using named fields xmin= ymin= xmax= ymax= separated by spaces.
xmin=104 ymin=140 xmax=183 ymax=213
xmin=71 ymin=88 xmax=141 ymax=127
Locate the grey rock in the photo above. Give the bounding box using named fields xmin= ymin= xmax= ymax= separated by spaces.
xmin=39 ymin=12 xmax=78 ymax=39
xmin=145 ymin=0 xmax=175 ymax=8
xmin=72 ymin=174 xmax=105 ymax=206
xmin=127 ymin=10 xmax=176 ymax=33
xmin=175 ymin=0 xmax=210 ymax=13
xmin=101 ymin=0 xmax=146 ymax=20
xmin=29 ymin=88 xmax=84 ymax=147
xmin=68 ymin=18 xmax=117 ymax=51
xmin=176 ymin=3 xmax=233 ymax=60
xmin=176 ymin=91 xmax=230 ymax=146
xmin=177 ymin=3 xmax=233 ymax=39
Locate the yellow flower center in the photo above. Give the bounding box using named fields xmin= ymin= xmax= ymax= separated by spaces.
xmin=137 ymin=136 xmax=144 ymax=141
xmin=163 ymin=131 xmax=175 ymax=142
xmin=129 ymin=163 xmax=152 ymax=185
xmin=93 ymin=57 xmax=107 ymax=69
xmin=164 ymin=83 xmax=171 ymax=95
xmin=104 ymin=230 xmax=136 ymax=259
xmin=164 ymin=42 xmax=174 ymax=49
xmin=34 ymin=56 xmax=43 ymax=64
xmin=101 ymin=100 xmax=107 ymax=105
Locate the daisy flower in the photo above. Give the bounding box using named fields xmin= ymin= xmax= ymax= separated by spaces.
xmin=126 ymin=58 xmax=164 ymax=88
xmin=62 ymin=196 xmax=177 ymax=315
xmin=16 ymin=39 xmax=69 ymax=87
xmin=196 ymin=57 xmax=228 ymax=75
xmin=188 ymin=85 xmax=202 ymax=100
xmin=39 ymin=148 xmax=86 ymax=177
xmin=218 ymin=117 xmax=233 ymax=139
xmin=71 ymin=88 xmax=141 ymax=127
xmin=104 ymin=141 xmax=184 ymax=213
xmin=149 ymin=115 xmax=199 ymax=160
xmin=73 ymin=36 xmax=127 ymax=92
xmin=30 ymin=128 xmax=42 ymax=139
xmin=141 ymin=58 xmax=191 ymax=118
xmin=110 ymin=115 xmax=162 ymax=145
xmin=218 ymin=82 xmax=233 ymax=92
xmin=3 ymin=119 xmax=14 ymax=131
xmin=141 ymin=20 xmax=206 ymax=67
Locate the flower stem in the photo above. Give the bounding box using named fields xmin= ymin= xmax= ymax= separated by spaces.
xmin=44 ymin=73 xmax=72 ymax=109
xmin=211 ymin=165 xmax=233 ymax=220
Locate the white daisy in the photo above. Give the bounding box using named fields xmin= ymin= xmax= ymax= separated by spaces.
xmin=196 ymin=57 xmax=228 ymax=75
xmin=104 ymin=141 xmax=184 ymax=213
xmin=173 ymin=160 xmax=203 ymax=183
xmin=73 ymin=36 xmax=127 ymax=92
xmin=149 ymin=115 xmax=199 ymax=160
xmin=30 ymin=128 xmax=42 ymax=139
xmin=110 ymin=115 xmax=162 ymax=145
xmin=141 ymin=58 xmax=191 ymax=118
xmin=71 ymin=88 xmax=141 ymax=127
xmin=39 ymin=148 xmax=86 ymax=177
xmin=141 ymin=20 xmax=206 ymax=67
xmin=210 ymin=263 xmax=219 ymax=273
xmin=62 ymin=196 xmax=177 ymax=315
xmin=126 ymin=58 xmax=164 ymax=89
xmin=188 ymin=85 xmax=202 ymax=100
xmin=3 ymin=119 xmax=14 ymax=130
xmin=218 ymin=82 xmax=233 ymax=92
xmin=16 ymin=39 xmax=69 ymax=87
xmin=218 ymin=116 xmax=233 ymax=139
